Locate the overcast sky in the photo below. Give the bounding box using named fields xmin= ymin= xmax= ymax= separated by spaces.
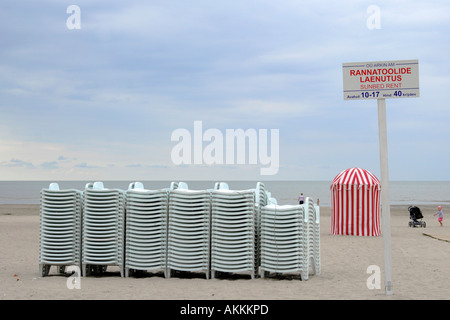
xmin=1 ymin=1 xmax=449 ymax=181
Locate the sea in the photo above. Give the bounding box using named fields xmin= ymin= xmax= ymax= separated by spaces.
xmin=1 ymin=180 xmax=449 ymax=207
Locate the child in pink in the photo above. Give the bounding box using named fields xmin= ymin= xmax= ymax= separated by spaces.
xmin=434 ymin=206 xmax=444 ymax=226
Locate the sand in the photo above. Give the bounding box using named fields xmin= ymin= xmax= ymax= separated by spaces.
xmin=0 ymin=204 xmax=449 ymax=300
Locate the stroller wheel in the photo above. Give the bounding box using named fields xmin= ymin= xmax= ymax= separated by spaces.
xmin=422 ymin=221 xmax=426 ymax=228
xmin=408 ymin=221 xmax=413 ymax=228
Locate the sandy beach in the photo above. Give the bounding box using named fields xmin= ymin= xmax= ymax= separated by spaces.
xmin=1 ymin=204 xmax=449 ymax=301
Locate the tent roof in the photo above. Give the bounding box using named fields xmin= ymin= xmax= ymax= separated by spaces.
xmin=331 ymin=167 xmax=380 ymax=186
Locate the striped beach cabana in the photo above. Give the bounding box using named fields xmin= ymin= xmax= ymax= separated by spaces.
xmin=330 ymin=167 xmax=381 ymax=236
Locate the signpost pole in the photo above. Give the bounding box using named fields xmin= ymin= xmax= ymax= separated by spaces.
xmin=377 ymin=98 xmax=393 ymax=295
xmin=342 ymin=59 xmax=419 ymax=296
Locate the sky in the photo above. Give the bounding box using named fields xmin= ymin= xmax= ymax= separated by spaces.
xmin=0 ymin=0 xmax=449 ymax=181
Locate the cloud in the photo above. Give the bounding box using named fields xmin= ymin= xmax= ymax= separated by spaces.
xmin=147 ymin=164 xmax=169 ymax=169
xmin=74 ymin=162 xmax=98 ymax=169
xmin=40 ymin=161 xmax=59 ymax=170
xmin=230 ymin=99 xmax=313 ymax=117
xmin=2 ymin=158 xmax=34 ymax=168
xmin=126 ymin=164 xmax=142 ymax=168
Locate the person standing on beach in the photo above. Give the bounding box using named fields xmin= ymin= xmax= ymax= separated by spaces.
xmin=434 ymin=206 xmax=444 ymax=226
xmin=298 ymin=193 xmax=304 ymax=204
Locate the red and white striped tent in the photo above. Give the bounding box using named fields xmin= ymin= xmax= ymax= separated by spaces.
xmin=330 ymin=167 xmax=381 ymax=236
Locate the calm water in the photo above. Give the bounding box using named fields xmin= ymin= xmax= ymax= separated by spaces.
xmin=0 ymin=180 xmax=449 ymax=207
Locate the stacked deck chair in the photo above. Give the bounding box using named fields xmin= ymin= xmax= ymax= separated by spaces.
xmin=211 ymin=185 xmax=258 ymax=279
xmin=39 ymin=183 xmax=82 ymax=277
xmin=254 ymin=182 xmax=267 ymax=272
xmin=167 ymin=184 xmax=211 ymax=279
xmin=82 ymin=182 xmax=125 ymax=277
xmin=260 ymin=197 xmax=320 ymax=280
xmin=305 ymin=198 xmax=321 ymax=276
xmin=124 ymin=182 xmax=170 ymax=277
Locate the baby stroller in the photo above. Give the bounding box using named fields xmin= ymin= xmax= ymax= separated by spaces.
xmin=408 ymin=206 xmax=426 ymax=228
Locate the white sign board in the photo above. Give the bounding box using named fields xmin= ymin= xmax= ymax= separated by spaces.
xmin=343 ymin=59 xmax=419 ymax=100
